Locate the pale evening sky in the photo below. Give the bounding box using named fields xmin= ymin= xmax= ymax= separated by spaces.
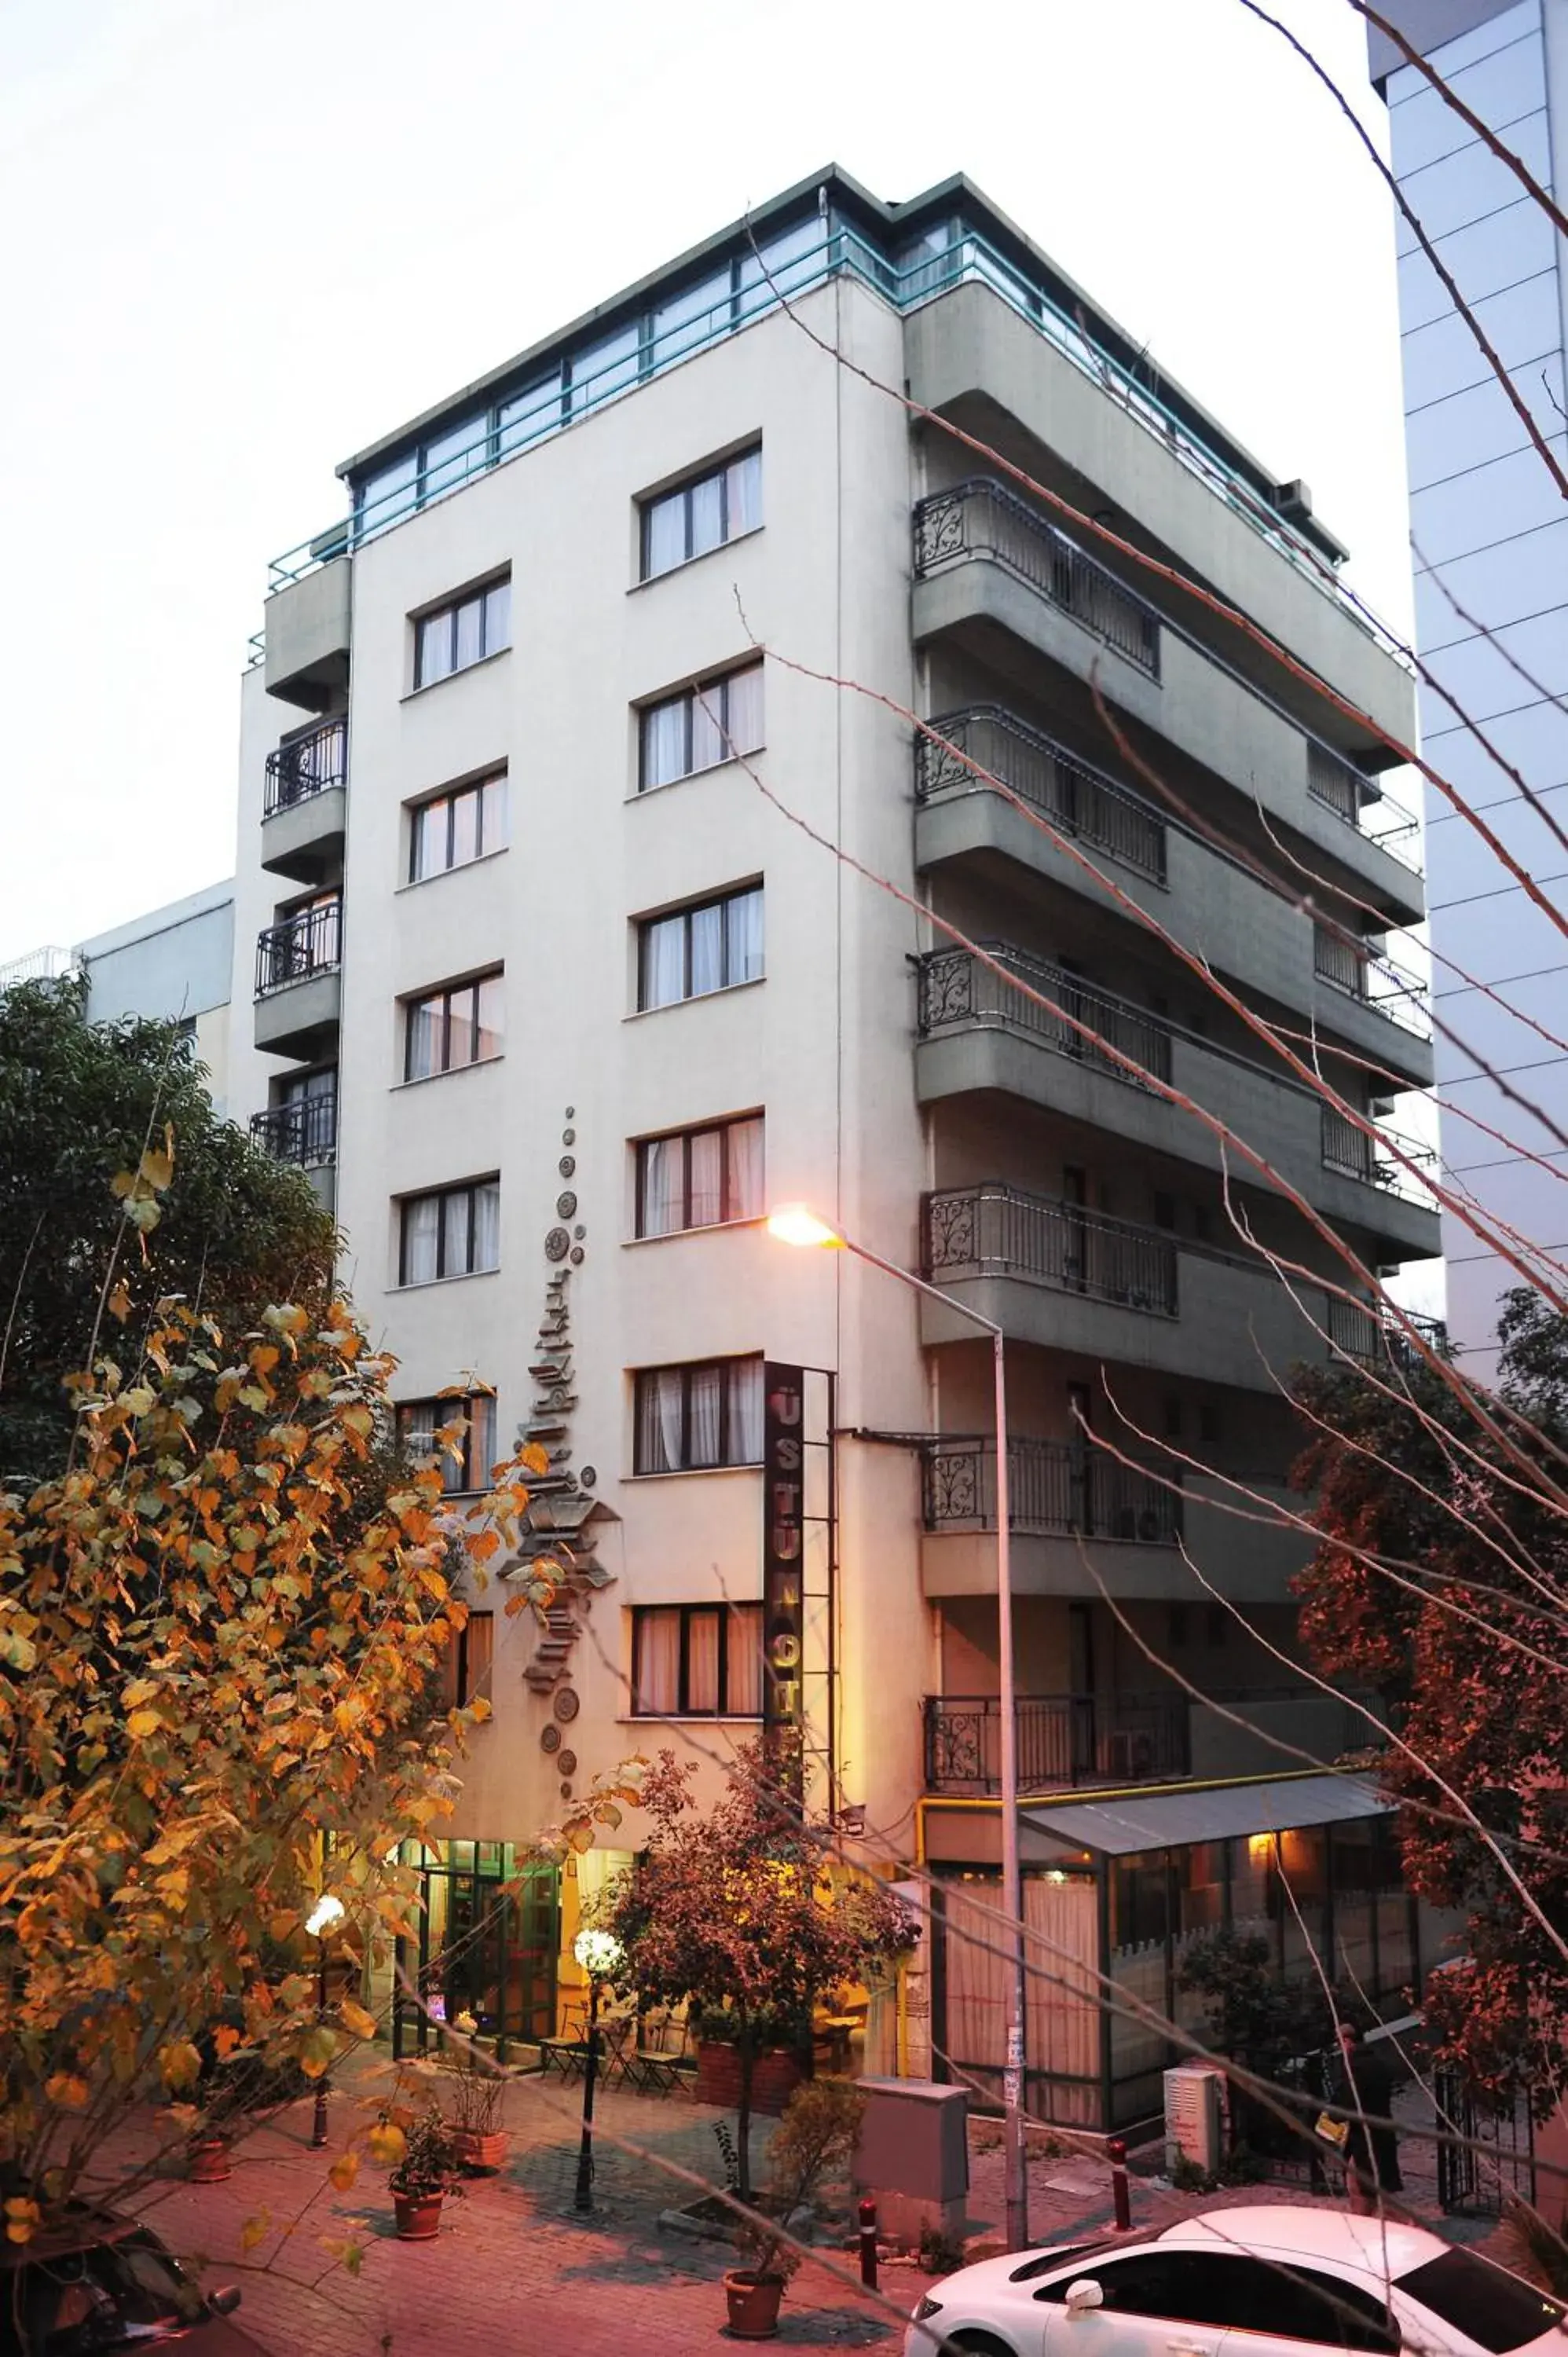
xmin=0 ymin=0 xmax=1407 ymax=963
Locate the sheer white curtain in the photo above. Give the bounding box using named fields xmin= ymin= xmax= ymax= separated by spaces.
xmin=687 ymin=1611 xmax=720 ymax=1713
xmin=636 ymin=1369 xmax=685 ymax=1472
xmin=635 ymin=1610 xmax=681 ymax=1714
xmin=688 ymin=1129 xmax=724 ymax=1228
xmin=726 ymin=889 xmax=764 ymax=985
xmin=402 ymin=1196 xmax=440 ymax=1285
xmin=641 ymin=695 xmax=687 ymax=790
xmin=731 ymin=1358 xmax=764 ymax=1462
xmin=726 ymin=1604 xmax=763 ymax=1715
xmin=470 ymin=1182 xmax=501 ymax=1274
xmin=643 ymin=495 xmax=687 ymax=581
xmin=639 ymin=1136 xmax=683 ymax=1237
xmin=642 ymin=914 xmax=686 ymax=1007
xmin=689 ymin=901 xmax=724 ymax=997
xmin=688 ymin=1364 xmax=722 ymax=1465
xmin=725 ymin=662 xmax=764 ymax=756
xmin=727 ymin=1117 xmax=764 ymax=1220
xmin=727 ymin=449 xmax=761 ymax=537
xmin=406 ymin=998 xmax=441 ymax=1080
xmin=690 ymin=686 xmax=725 ymax=774
xmin=941 ymin=1880 xmax=1008 ymax=2073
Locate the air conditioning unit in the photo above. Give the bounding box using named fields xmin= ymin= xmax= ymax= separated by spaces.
xmin=1273 ymin=478 xmax=1314 ymax=526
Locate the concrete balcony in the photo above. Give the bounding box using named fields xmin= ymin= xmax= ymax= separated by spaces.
xmin=264 ymin=550 xmax=350 ymax=712
xmin=911 ymin=478 xmax=1424 ymax=929
xmin=253 ymin=898 xmax=342 ymax=1061
xmin=914 ymin=943 xmax=1442 ymax=1266
xmin=261 ymin=719 xmax=348 ymax=885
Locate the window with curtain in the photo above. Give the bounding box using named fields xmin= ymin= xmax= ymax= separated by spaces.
xmin=438 ymin=1610 xmax=495 ymax=1706
xmin=414 ymin=577 xmax=511 ymax=688
xmin=635 ymin=1114 xmax=764 ymax=1237
xmin=640 ymin=448 xmax=762 ymax=581
xmin=639 ymin=662 xmax=764 ymax=790
xmin=632 ymin=1604 xmax=764 ymax=1715
xmin=408 ymin=773 xmax=509 ymax=882
xmin=632 ymin=1355 xmax=764 ymax=1472
xmin=404 ymin=973 xmax=504 ymax=1080
xmin=398 ymin=1179 xmax=500 ymax=1285
xmin=397 ymin=1393 xmax=497 ymax=1493
xmin=637 ymin=886 xmax=764 ymax=1010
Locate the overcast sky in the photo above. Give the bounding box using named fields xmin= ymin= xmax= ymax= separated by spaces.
xmin=0 ymin=0 xmax=1405 ymax=963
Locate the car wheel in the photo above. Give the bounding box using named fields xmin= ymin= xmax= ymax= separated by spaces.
xmin=947 ymin=2337 xmax=1015 ymax=2356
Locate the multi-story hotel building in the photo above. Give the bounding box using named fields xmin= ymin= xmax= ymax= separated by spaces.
xmin=70 ymin=168 xmax=1451 ymax=2129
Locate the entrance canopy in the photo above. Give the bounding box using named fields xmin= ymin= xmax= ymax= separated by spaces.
xmin=1022 ymin=1772 xmax=1390 ymax=1859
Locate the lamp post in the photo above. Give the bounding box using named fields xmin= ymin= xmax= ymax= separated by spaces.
xmin=767 ymin=1204 xmax=1028 ymax=2253
xmin=304 ymin=1893 xmax=346 ymax=2150
xmin=571 ymin=1928 xmax=622 ymax=2212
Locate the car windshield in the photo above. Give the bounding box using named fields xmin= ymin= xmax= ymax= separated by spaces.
xmin=2 ymin=2231 xmax=203 ymax=2355
xmin=1398 ymin=2248 xmax=1565 ymax=2353
xmin=1009 ymin=2242 xmax=1111 ymax=2284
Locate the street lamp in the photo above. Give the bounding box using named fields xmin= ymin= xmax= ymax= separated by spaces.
xmin=305 ymin=1893 xmax=346 ymax=2150
xmin=571 ymin=1927 xmax=623 ymax=2212
xmin=767 ymin=1203 xmax=1029 ymax=2253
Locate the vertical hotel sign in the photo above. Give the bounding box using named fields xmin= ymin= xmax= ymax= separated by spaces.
xmin=762 ymin=1362 xmax=805 ymax=1750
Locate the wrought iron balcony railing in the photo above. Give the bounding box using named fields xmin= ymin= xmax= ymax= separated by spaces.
xmin=1326 ymin=1292 xmax=1447 ymax=1367
xmin=925 ymin=1691 xmax=1190 ymax=1795
xmin=915 ymin=704 xmax=1167 ymax=885
xmin=923 ymin=1435 xmax=1181 ymax=1545
xmin=1320 ymin=1105 xmax=1437 ymax=1207
xmin=916 ymin=942 xmax=1173 ymax=1094
xmin=264 ymin=718 xmax=348 ymax=818
xmin=255 ymin=898 xmax=342 ymax=999
xmin=925 ymin=1183 xmax=1178 ymax=1317
xmin=914 ymin=478 xmax=1163 ymax=677
xmin=249 ymin=1089 xmax=337 ymax=1167
xmin=1313 ymin=923 xmax=1430 ymax=1039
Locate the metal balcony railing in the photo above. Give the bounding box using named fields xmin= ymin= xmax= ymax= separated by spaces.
xmin=1313 ymin=924 xmax=1430 ymax=1039
xmin=916 ymin=942 xmax=1172 ymax=1094
xmin=1327 ymin=1293 xmax=1448 ymax=1368
xmin=1305 ymin=742 xmax=1422 ymax=874
xmin=249 ymin=1089 xmax=338 ymax=1167
xmin=264 ymin=718 xmax=348 ymax=818
xmin=923 ymin=1436 xmax=1181 ymax=1544
xmin=916 ymin=705 xmax=1167 ymax=885
xmin=255 ymin=898 xmax=341 ymax=999
xmin=925 ymin=1692 xmax=1190 ymax=1795
xmin=925 ymin=1183 xmax=1178 ymax=1317
xmin=1320 ymin=1105 xmax=1437 ymax=1207
xmin=914 ymin=478 xmax=1163 ymax=677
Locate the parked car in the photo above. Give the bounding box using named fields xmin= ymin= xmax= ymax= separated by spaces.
xmin=905 ymin=2204 xmax=1566 ymax=2357
xmin=1 ymin=2210 xmax=262 ymax=2354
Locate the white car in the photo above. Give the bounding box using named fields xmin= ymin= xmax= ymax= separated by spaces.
xmin=903 ymin=2204 xmax=1564 ymax=2357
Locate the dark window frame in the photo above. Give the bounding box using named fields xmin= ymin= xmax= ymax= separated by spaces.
xmin=639 ymin=445 xmax=762 ymax=581
xmin=636 ymin=884 xmax=764 ymax=1010
xmin=637 ymin=659 xmax=764 ymax=792
xmin=396 ymin=1391 xmax=497 ymax=1493
xmin=408 ymin=771 xmax=509 ymax=883
xmin=443 ymin=1610 xmax=495 ymax=1706
xmin=404 ymin=973 xmax=504 ymax=1080
xmin=632 ymin=1354 xmax=764 ymax=1473
xmin=413 ymin=577 xmax=512 ymax=690
xmin=397 ymin=1180 xmax=500 ymax=1285
xmin=630 ymin=1602 xmax=764 ymax=1717
xmin=634 ymin=1113 xmax=764 ymax=1237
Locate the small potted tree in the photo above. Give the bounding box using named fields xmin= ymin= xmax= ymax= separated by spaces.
xmin=387 ymin=2107 xmax=460 ymax=2240
xmin=725 ymin=2080 xmax=866 ymax=2340
xmin=440 ymin=2011 xmax=509 ymax=2173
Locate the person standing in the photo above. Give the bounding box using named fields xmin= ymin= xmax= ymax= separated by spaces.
xmin=1334 ymin=2020 xmax=1403 ymax=2214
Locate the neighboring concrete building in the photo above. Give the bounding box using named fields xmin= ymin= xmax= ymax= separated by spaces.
xmin=227 ymin=167 xmax=1442 ymax=2127
xmin=74 ymin=881 xmax=236 ymax=1117
xmin=1369 ymin=1 xmax=1568 ymax=1371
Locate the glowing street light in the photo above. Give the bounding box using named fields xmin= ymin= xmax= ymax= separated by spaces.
xmin=768 ymin=1201 xmax=1029 ymax=2253
xmin=571 ymin=1928 xmax=624 ymax=2212
xmin=306 ymin=1893 xmax=346 ymax=2148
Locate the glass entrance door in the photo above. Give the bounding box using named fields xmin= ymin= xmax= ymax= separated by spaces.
xmin=393 ymin=1842 xmax=559 ymax=2061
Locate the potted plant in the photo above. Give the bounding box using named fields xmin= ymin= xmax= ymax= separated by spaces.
xmin=387 ymin=2107 xmax=460 ymax=2240
xmin=440 ymin=2011 xmax=509 ymax=2172
xmin=724 ymin=2080 xmax=866 ymax=2341
xmin=185 ymin=2036 xmax=309 ymax=2183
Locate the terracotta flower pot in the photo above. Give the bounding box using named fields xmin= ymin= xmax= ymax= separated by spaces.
xmin=392 ymin=2189 xmax=445 ymax=2241
xmin=449 ymin=2127 xmax=508 ymax=2174
xmin=187 ymin=2137 xmax=233 ymax=2184
xmin=724 ymin=2270 xmax=786 ymax=2339
xmin=694 ymin=2044 xmax=807 ymax=2117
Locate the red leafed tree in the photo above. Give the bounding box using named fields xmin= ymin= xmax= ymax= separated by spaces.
xmin=604 ymin=1740 xmax=914 ymax=2196
xmin=1293 ymin=1288 xmax=1568 ymax=2113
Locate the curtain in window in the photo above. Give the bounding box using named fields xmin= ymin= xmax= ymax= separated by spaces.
xmin=475 ymin=976 xmax=504 ymax=1061
xmin=465 ymin=1612 xmax=495 ymax=1703
xmin=941 ymin=1879 xmax=1009 ymax=2073
xmin=469 ymin=1395 xmax=496 ymax=1486
xmin=455 ymin=595 xmax=484 ymax=670
xmin=639 ymin=1136 xmax=683 ymax=1237
xmin=450 ymin=790 xmax=479 ymax=868
xmin=482 ymin=579 xmax=511 ymax=651
xmin=400 ymin=1404 xmax=438 ymax=1458
xmin=726 ymin=1604 xmax=763 ymax=1715
xmin=402 ymin=1196 xmax=440 ymax=1285
xmin=642 ymin=697 xmax=687 ymax=790
xmin=411 ymin=800 xmax=446 ymax=883
xmin=480 ymin=773 xmax=508 ymax=851
xmin=689 ymin=685 xmax=726 ymax=774
xmin=688 ymin=472 xmax=724 ymax=559
xmin=406 ymin=999 xmax=441 ymax=1080
xmin=634 ymin=1609 xmax=680 ymax=1713
xmin=728 ymin=449 xmax=761 ymax=536
xmin=642 ymin=914 xmax=685 ymax=1007
xmin=471 ymin=1182 xmax=500 ymax=1273
xmin=643 ymin=493 xmax=687 ymax=580
xmin=689 ymin=901 xmax=724 ymax=996
xmin=725 ymin=663 xmax=764 ymax=756
xmin=638 ymin=1369 xmax=684 ymax=1472
xmin=688 ymin=1364 xmax=723 ymax=1465
xmin=417 ymin=614 xmax=453 ymax=687
xmin=687 ymin=1129 xmax=724 ymax=1228
xmin=728 ymin=1117 xmax=764 ymax=1219
xmin=687 ymin=1610 xmax=720 ymax=1713
xmin=731 ymin=1358 xmax=764 ymax=1463
xmin=726 ymin=889 xmax=764 ymax=984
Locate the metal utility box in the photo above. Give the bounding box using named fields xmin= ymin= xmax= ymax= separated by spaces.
xmin=1164 ymin=2064 xmax=1224 ymax=2176
xmin=853 ymin=2077 xmax=969 ymax=2245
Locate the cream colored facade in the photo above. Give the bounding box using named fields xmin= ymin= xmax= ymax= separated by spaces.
xmin=226 ymin=167 xmax=1440 ymax=2108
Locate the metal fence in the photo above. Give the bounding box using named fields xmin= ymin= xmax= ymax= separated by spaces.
xmin=1320 ymin=1105 xmax=1438 ymax=1206
xmin=915 ymin=705 xmax=1168 ymax=885
xmin=923 ymin=1436 xmax=1181 ymax=1544
xmin=925 ymin=1182 xmax=1178 ymax=1316
xmin=249 ymin=1091 xmax=338 ymax=1167
xmin=925 ymin=1692 xmax=1191 ymax=1794
xmin=914 ymin=478 xmax=1163 ymax=677
xmin=265 ymin=719 xmax=348 ymax=817
xmin=916 ymin=943 xmax=1173 ymax=1092
xmin=255 ymin=899 xmax=341 ymax=998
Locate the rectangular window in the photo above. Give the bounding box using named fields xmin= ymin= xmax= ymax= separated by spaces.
xmin=398 ymin=1180 xmax=500 ymax=1285
xmin=641 ymin=448 xmax=762 ymax=580
xmin=414 ymin=577 xmax=511 ymax=689
xmin=632 ymin=1603 xmax=764 ymax=1716
xmin=637 ymin=885 xmax=764 ymax=1010
xmin=438 ymin=1609 xmax=495 ymax=1709
xmin=397 ymin=1393 xmax=497 ymax=1494
xmin=405 ymin=973 xmax=504 ymax=1080
xmin=633 ymin=1354 xmax=764 ymax=1473
xmin=409 ymin=772 xmax=509 ymax=882
xmin=639 ymin=661 xmax=764 ymax=789
xmin=636 ymin=1114 xmax=764 ymax=1237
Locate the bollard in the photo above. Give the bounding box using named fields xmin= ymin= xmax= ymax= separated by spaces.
xmin=1108 ymin=2137 xmax=1130 ymax=2231
xmin=858 ymin=2196 xmax=878 ymax=2289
